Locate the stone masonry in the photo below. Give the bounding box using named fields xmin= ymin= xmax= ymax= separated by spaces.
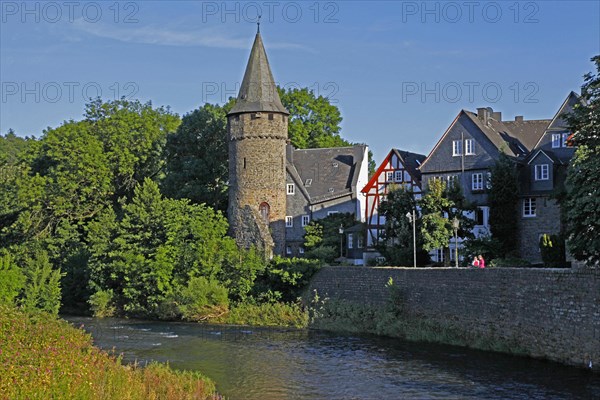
xmin=307 ymin=266 xmax=600 ymax=371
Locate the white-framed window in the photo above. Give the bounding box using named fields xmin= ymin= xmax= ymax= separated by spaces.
xmin=286 ymin=183 xmax=295 ymax=195
xmin=465 ymin=139 xmax=475 ymax=155
xmin=452 ymin=140 xmax=462 ymax=156
xmin=394 ymin=170 xmax=403 ymax=182
xmin=447 ymin=175 xmax=458 ymax=187
xmin=435 ymin=248 xmax=444 ymax=262
xmin=286 ymin=246 xmax=292 ymax=255
xmin=285 ymin=216 xmax=293 ymax=227
xmin=386 ymin=171 xmax=394 ymax=182
xmin=535 ymin=164 xmax=549 ymax=181
xmin=486 ymin=172 xmax=492 ymax=189
xmin=523 ymin=198 xmax=536 ymax=217
xmin=472 ymin=173 xmax=483 ymax=191
xmin=562 ymin=133 xmax=570 ymax=147
xmin=299 ymin=247 xmax=305 ymax=255
xmin=302 ymin=215 xmax=310 ymax=227
xmin=357 ymin=236 xmax=363 ymax=249
xmin=552 ymin=134 xmax=561 ymax=148
xmin=348 ymin=233 xmax=353 ymax=249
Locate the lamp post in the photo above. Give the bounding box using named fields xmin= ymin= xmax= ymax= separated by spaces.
xmin=452 ymin=217 xmax=460 ymax=268
xmin=406 ymin=210 xmax=417 ymax=268
xmin=338 ymin=224 xmax=344 ymax=259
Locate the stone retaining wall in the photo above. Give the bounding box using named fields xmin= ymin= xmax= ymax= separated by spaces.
xmin=307 ymin=266 xmax=600 ymax=370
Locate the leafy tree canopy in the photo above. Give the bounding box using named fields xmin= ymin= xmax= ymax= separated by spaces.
xmin=564 ymin=55 xmax=600 ymax=265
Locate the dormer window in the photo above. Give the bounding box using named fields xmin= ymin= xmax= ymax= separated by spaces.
xmin=552 ymin=134 xmax=561 ymax=148
xmin=562 ymin=133 xmax=570 ymax=147
xmin=535 ymin=164 xmax=549 ymax=181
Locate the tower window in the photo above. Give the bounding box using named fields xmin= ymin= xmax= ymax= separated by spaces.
xmin=251 ymin=113 xmax=257 ymax=120
xmin=287 ymin=184 xmax=295 ymax=195
xmin=268 ymin=113 xmax=274 ymax=120
xmin=244 ymin=158 xmax=247 ymax=169
xmin=259 ymin=203 xmax=270 ymax=223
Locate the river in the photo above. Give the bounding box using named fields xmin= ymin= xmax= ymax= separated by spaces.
xmin=65 ymin=317 xmax=599 ymax=400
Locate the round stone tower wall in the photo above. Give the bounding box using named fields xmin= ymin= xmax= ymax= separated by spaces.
xmin=228 ymin=111 xmax=288 ymax=256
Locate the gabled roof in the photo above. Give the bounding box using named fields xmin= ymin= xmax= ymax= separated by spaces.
xmin=527 ymin=149 xmax=562 ymax=165
xmin=362 ymin=148 xmax=426 ymax=193
xmin=392 ymin=149 xmax=427 ymax=184
xmin=289 ymin=145 xmax=366 ymax=204
xmin=532 ymin=92 xmax=581 ymax=150
xmin=228 ymin=33 xmax=289 ymax=115
xmin=420 ymin=108 xmax=550 ymax=172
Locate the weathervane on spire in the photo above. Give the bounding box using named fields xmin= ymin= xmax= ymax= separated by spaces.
xmin=257 ymin=15 xmax=261 ymax=33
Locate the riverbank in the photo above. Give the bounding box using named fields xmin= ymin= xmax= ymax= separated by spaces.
xmin=0 ymin=305 xmax=218 ymax=399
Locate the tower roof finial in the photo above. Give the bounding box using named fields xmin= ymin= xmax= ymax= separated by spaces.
xmin=228 ymin=27 xmax=288 ymax=115
xmin=257 ymin=15 xmax=261 ymax=33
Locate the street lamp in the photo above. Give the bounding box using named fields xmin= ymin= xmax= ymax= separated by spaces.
xmin=452 ymin=217 xmax=460 ymax=268
xmin=338 ymin=224 xmax=344 ymax=258
xmin=406 ymin=210 xmax=417 ymax=268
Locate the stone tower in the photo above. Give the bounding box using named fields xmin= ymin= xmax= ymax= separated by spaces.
xmin=227 ymin=31 xmax=289 ymax=257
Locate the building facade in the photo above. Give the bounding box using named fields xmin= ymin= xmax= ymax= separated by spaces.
xmin=418 ymin=92 xmax=581 ymax=263
xmin=361 ymin=149 xmax=426 ymax=249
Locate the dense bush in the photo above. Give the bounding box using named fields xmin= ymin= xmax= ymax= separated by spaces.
xmin=177 ymin=276 xmax=230 ymax=321
xmin=226 ymin=302 xmax=308 ymax=328
xmin=489 ymin=258 xmax=532 ymax=268
xmin=539 ymin=234 xmax=566 ymax=268
xmin=0 ymin=254 xmax=25 ymax=304
xmin=256 ymin=257 xmax=322 ymax=303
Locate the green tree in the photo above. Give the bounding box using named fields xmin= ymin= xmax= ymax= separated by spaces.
xmin=87 ymin=179 xmax=249 ymax=317
xmin=302 ymin=213 xmax=355 ymax=262
xmin=564 ymin=55 xmax=600 ymax=266
xmin=278 ymin=87 xmax=347 ymax=148
xmin=488 ymin=153 xmax=519 ymax=255
xmin=0 ymin=254 xmax=25 ymax=305
xmin=419 ymin=179 xmax=474 ymax=266
xmin=377 ymin=186 xmax=427 ymax=266
xmin=162 ymin=102 xmax=232 ymax=211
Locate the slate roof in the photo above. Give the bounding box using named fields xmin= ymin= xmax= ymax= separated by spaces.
xmin=228 ymin=33 xmax=289 ymax=115
xmin=463 ymin=111 xmax=549 ymax=157
xmin=287 ymin=145 xmax=366 ymax=204
xmin=392 ymin=149 xmax=427 ymax=186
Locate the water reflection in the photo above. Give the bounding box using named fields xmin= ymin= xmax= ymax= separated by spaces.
xmin=65 ymin=317 xmax=600 ymax=400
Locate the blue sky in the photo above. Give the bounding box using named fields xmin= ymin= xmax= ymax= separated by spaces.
xmin=1 ymin=1 xmax=599 ymax=163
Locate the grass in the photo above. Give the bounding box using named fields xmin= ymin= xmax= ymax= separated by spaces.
xmin=0 ymin=305 xmax=218 ymax=400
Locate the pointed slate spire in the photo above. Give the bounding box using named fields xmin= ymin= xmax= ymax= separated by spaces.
xmin=228 ymin=32 xmax=289 ymax=115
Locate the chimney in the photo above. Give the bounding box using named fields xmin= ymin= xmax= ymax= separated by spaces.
xmin=476 ymin=107 xmax=490 ymax=125
xmin=515 ymin=115 xmax=524 ymax=122
xmin=492 ymin=111 xmax=502 ymax=121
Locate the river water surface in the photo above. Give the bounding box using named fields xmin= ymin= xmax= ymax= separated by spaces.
xmin=65 ymin=317 xmax=599 ymax=400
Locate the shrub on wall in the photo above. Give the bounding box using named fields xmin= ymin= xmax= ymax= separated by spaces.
xmin=539 ymin=234 xmax=566 ymax=268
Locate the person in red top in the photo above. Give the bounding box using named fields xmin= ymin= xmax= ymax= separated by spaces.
xmin=478 ymin=255 xmax=486 ymax=269
xmin=472 ymin=256 xmax=480 ymax=268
